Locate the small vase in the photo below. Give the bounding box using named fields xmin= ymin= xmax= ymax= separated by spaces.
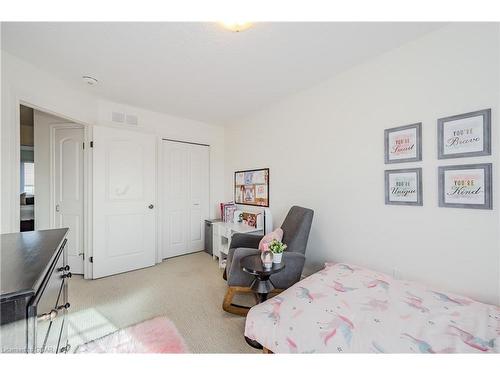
xmin=261 ymin=250 xmax=273 ymax=269
xmin=272 ymin=252 xmax=283 ymax=264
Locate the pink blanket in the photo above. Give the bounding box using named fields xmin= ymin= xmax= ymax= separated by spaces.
xmin=245 ymin=263 xmax=500 ymax=353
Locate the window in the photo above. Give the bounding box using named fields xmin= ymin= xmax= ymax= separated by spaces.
xmin=23 ymin=162 xmax=35 ymax=194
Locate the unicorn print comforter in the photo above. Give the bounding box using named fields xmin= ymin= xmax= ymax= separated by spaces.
xmin=244 ymin=262 xmax=500 ymax=353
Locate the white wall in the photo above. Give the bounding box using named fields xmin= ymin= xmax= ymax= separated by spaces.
xmin=225 ymin=23 xmax=500 ymax=305
xmin=95 ymin=99 xmax=225 ymax=220
xmin=1 ymin=50 xmax=225 ymax=236
xmin=1 ymin=51 xmax=98 ymax=233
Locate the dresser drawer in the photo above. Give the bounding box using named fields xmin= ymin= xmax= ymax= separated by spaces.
xmin=36 ymin=279 xmax=65 ymax=353
xmin=37 ymin=248 xmax=65 ymax=319
xmin=29 ymin=239 xmax=70 ymax=353
xmin=42 ymin=284 xmax=66 ymax=354
xmin=37 ymin=276 xmax=69 ymax=353
xmin=1 ymin=229 xmax=70 ymax=353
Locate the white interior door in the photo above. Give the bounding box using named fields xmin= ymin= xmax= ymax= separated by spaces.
xmin=188 ymin=144 xmax=210 ymax=251
xmin=162 ymin=141 xmax=209 ymax=259
xmin=53 ymin=125 xmax=84 ymax=274
xmin=92 ymin=126 xmax=156 ymax=278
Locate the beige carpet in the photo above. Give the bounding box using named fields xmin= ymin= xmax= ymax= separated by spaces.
xmin=67 ymin=251 xmax=259 ymax=353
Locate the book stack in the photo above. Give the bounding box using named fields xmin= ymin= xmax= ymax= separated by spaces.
xmin=220 ymin=201 xmax=237 ymax=223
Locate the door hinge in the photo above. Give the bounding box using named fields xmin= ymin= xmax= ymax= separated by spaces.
xmin=89 ymin=256 xmax=93 ymax=263
xmin=90 ymin=141 xmax=94 ymax=148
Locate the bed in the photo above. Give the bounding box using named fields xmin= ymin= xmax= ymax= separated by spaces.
xmin=244 ymin=262 xmax=500 ymax=353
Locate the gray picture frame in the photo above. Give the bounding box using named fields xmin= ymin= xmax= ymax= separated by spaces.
xmin=384 ymin=123 xmax=422 ymax=164
xmin=438 ymin=163 xmax=492 ymax=209
xmin=437 ymin=109 xmax=491 ymax=159
xmin=385 ymin=168 xmax=423 ymax=206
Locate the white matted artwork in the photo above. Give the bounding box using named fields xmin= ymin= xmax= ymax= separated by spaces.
xmin=438 ymin=163 xmax=492 ymax=209
xmin=384 ymin=168 xmax=423 ymax=206
xmin=235 ymin=172 xmax=245 ymax=186
xmin=384 ymin=123 xmax=422 ymax=164
xmin=255 ymin=184 xmax=268 ymax=199
xmin=235 ymin=186 xmax=244 ymax=203
xmin=438 ymin=109 xmax=491 ymax=159
xmin=243 ymin=185 xmax=255 ymax=203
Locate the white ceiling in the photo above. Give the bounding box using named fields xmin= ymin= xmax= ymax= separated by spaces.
xmin=2 ymin=22 xmax=445 ymax=125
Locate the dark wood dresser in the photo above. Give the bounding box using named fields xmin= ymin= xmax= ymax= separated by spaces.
xmin=0 ymin=228 xmax=71 ymax=353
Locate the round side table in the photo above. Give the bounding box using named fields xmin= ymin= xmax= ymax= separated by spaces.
xmin=240 ymin=254 xmax=285 ymax=303
xmin=240 ymin=254 xmax=285 ymax=350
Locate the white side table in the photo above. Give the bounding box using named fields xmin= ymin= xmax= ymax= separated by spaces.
xmin=212 ymin=222 xmax=263 ymax=268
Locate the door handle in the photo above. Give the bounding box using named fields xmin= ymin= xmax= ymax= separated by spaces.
xmin=148 ymin=204 xmax=154 ymax=209
xmin=55 ymin=204 xmax=60 ymax=212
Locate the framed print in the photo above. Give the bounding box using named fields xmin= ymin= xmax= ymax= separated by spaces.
xmin=234 ymin=168 xmax=269 ymax=207
xmin=385 ymin=168 xmax=423 ymax=206
xmin=384 ymin=123 xmax=422 ymax=164
xmin=243 ymin=185 xmax=255 ymax=203
xmin=437 ymin=109 xmax=491 ymax=159
xmin=438 ymin=163 xmax=492 ymax=209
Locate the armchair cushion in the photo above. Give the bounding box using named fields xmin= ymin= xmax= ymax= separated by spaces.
xmin=227 ymin=247 xmax=261 ymax=286
xmin=269 ymin=251 xmax=305 ymax=289
xmin=230 ymin=233 xmax=263 ymax=250
xmin=226 ymin=233 xmax=263 ymax=277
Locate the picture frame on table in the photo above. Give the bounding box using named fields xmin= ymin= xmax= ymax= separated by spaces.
xmin=438 ymin=163 xmax=492 ymax=210
xmin=384 ymin=123 xmax=422 ymax=164
xmin=384 ymin=168 xmax=423 ymax=206
xmin=437 ymin=109 xmax=491 ymax=159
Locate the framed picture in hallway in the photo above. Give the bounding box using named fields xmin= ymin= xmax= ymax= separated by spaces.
xmin=234 ymin=168 xmax=269 ymax=207
xmin=438 ymin=163 xmax=492 ymax=209
xmin=384 ymin=123 xmax=422 ymax=164
xmin=438 ymin=109 xmax=491 ymax=159
xmin=385 ymin=168 xmax=423 ymax=206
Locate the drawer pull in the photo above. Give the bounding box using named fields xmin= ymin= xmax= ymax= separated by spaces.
xmin=60 ymin=344 xmax=71 ymax=353
xmin=37 ymin=303 xmax=70 ymax=322
xmin=59 ymin=302 xmax=71 ymax=311
xmin=38 ymin=309 xmax=58 ymax=322
xmin=62 ymin=272 xmax=72 ymax=279
xmin=57 ymin=265 xmax=70 ymax=272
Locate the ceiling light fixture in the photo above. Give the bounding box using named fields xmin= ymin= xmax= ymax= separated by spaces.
xmin=219 ymin=21 xmax=253 ymax=32
xmin=82 ymin=75 xmax=98 ymax=86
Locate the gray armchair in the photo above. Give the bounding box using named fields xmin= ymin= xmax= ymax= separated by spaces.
xmin=222 ymin=206 xmax=314 ymax=316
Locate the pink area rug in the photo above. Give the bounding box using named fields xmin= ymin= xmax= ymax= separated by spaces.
xmin=75 ymin=316 xmax=189 ymax=353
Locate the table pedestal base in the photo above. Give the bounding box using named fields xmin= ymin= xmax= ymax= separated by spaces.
xmin=239 ymin=255 xmax=285 ymax=351
xmin=250 ymin=278 xmax=274 ymax=302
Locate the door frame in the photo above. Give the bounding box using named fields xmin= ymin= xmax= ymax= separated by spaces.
xmin=13 ymin=98 xmax=94 ymax=279
xmin=49 ymin=123 xmax=87 ymax=274
xmin=159 ymin=138 xmax=211 ymax=261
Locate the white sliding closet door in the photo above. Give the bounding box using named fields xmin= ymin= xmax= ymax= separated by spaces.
xmin=162 ymin=140 xmax=209 ymax=259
